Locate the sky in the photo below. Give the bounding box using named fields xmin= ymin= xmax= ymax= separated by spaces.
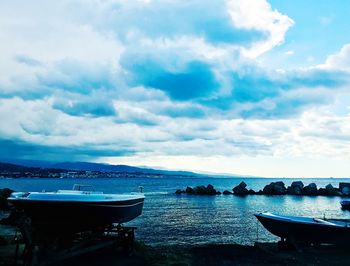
xmin=0 ymin=0 xmax=349 ymax=177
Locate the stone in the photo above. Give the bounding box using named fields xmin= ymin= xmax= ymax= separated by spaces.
xmin=175 ymin=189 xmax=184 ymax=195
xmin=185 ymin=187 xmax=194 ymax=194
xmin=206 ymin=184 xmax=217 ymax=195
xmin=177 ymin=184 xmax=222 ymax=195
xmin=341 ymin=187 xmax=350 ymax=196
xmin=287 ymin=184 xmax=303 ymax=195
xmin=302 ymin=183 xmax=318 ymax=195
xmin=256 ymin=190 xmax=263 ymax=195
xmin=340 ymin=183 xmax=350 ymax=196
xmin=193 ymin=185 xmax=207 ymax=195
xmin=263 ymin=182 xmax=286 ymax=195
xmin=318 ymin=188 xmax=328 ymax=196
xmin=291 ymin=181 xmax=304 ymax=189
xmin=233 ymin=182 xmax=249 ymax=195
xmin=223 ymin=190 xmax=232 ymax=195
xmin=324 ymin=184 xmax=341 ymax=196
xmin=248 ymin=189 xmax=256 ymax=195
xmin=339 ymin=182 xmax=350 ymax=190
xmin=184 ymin=184 xmax=219 ymax=195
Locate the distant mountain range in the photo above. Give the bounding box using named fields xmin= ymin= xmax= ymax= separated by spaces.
xmin=0 ymin=159 xmax=204 ymax=177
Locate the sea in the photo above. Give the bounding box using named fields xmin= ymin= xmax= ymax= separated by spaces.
xmin=1 ymin=176 xmax=350 ymax=246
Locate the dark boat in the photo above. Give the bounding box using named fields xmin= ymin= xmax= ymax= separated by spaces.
xmin=340 ymin=200 xmax=350 ymax=210
xmin=8 ymin=185 xmax=144 ymax=233
xmin=255 ymin=212 xmax=350 ymax=245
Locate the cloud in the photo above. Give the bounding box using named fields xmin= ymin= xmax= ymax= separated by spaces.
xmin=77 ymin=0 xmax=267 ymax=46
xmin=0 ymin=0 xmax=297 ymax=109
xmin=52 ymin=94 xmax=116 ymax=117
xmin=0 ymin=139 xmax=133 ymax=162
xmin=0 ymin=0 xmax=350 ymax=171
xmin=15 ymin=55 xmax=42 ymax=67
xmin=122 ymin=56 xmax=220 ymax=100
xmin=227 ymin=0 xmax=294 ymax=57
xmin=38 ymin=59 xmax=118 ymax=95
xmin=199 ymin=67 xmax=349 ymax=118
xmin=324 ymin=44 xmax=350 ymax=72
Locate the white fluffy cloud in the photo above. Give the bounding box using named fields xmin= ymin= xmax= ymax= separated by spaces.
xmin=324 ymin=44 xmax=350 ymax=72
xmin=227 ymin=0 xmax=294 ymax=57
xmin=0 ymin=0 xmax=349 ymax=176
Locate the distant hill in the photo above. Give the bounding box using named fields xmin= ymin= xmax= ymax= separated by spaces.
xmin=0 ymin=159 xmax=202 ymax=177
xmin=0 ymin=162 xmax=38 ymax=172
xmin=51 ymin=161 xmax=200 ymax=177
xmin=0 ymin=162 xmax=65 ymax=178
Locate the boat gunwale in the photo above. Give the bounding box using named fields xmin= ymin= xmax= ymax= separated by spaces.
xmin=8 ymin=191 xmax=145 ymax=203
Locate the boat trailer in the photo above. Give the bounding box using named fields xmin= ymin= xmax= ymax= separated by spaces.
xmin=14 ymin=217 xmax=137 ymax=265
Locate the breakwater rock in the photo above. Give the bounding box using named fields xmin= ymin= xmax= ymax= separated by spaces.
xmin=176 ymin=182 xmax=350 ymax=197
xmin=176 ymin=184 xmax=221 ymax=195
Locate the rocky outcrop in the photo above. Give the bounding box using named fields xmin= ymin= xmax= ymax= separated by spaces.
xmin=286 ymin=181 xmax=304 ymax=195
xmin=186 ymin=187 xmax=194 ymax=194
xmin=176 ymin=185 xmax=220 ymax=195
xmin=318 ymin=188 xmax=327 ymax=196
xmin=263 ymin=182 xmax=287 ymax=195
xmin=248 ymin=189 xmax=256 ymax=195
xmin=339 ymin=183 xmax=350 ymax=196
xmin=302 ymin=183 xmax=318 ymax=196
xmin=233 ymin=182 xmax=249 ymax=196
xmin=325 ymin=184 xmax=341 ymax=196
xmin=176 ymin=182 xmax=349 ymax=197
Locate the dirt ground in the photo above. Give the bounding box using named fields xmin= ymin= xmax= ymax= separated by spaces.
xmin=1 ymin=218 xmax=350 ymax=266
xmin=2 ymin=240 xmax=350 ymax=266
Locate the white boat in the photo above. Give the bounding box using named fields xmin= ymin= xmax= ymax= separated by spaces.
xmin=255 ymin=212 xmax=350 ymax=245
xmin=8 ymin=185 xmax=144 ymax=232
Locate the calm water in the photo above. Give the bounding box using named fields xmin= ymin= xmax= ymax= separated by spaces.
xmin=1 ymin=177 xmax=350 ymax=246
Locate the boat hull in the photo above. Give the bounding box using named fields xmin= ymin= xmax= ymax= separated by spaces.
xmin=9 ymin=197 xmax=144 ymax=232
xmin=255 ymin=213 xmax=350 ymax=244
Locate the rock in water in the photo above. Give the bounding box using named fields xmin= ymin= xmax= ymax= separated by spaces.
xmin=318 ymin=188 xmax=327 ymax=196
xmin=185 ymin=187 xmax=194 ymax=194
xmin=233 ymin=182 xmax=249 ymax=195
xmin=302 ymin=183 xmax=318 ymax=195
xmin=223 ymin=190 xmax=232 ymax=195
xmin=325 ymin=184 xmax=341 ymax=196
xmin=175 ymin=189 xmax=183 ymax=195
xmin=287 ymin=181 xmax=304 ymax=195
xmin=291 ymin=181 xmax=304 ymax=189
xmin=339 ymin=183 xmax=350 ymax=196
xmin=248 ymin=189 xmax=256 ymax=195
xmin=206 ymin=184 xmax=217 ymax=195
xmin=193 ymin=186 xmax=206 ymax=195
xmin=263 ymin=182 xmax=286 ymax=195
xmin=341 ymin=187 xmax=350 ymax=196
